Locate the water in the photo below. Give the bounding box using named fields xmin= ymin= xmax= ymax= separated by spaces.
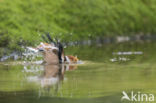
xmin=0 ymin=42 xmax=156 ymax=103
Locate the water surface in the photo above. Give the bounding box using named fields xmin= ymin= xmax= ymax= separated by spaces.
xmin=0 ymin=43 xmax=156 ymax=103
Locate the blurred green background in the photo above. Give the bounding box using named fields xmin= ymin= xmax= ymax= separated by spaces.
xmin=0 ymin=1 xmax=156 ymax=102
xmin=0 ymin=0 xmax=155 ymax=49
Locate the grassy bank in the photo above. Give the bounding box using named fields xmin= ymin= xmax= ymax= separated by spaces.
xmin=0 ymin=0 xmax=155 ymax=49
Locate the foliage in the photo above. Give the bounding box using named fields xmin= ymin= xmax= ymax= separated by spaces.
xmin=0 ymin=0 xmax=155 ymax=48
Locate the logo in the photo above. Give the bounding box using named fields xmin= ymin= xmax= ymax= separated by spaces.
xmin=121 ymin=91 xmax=154 ymax=102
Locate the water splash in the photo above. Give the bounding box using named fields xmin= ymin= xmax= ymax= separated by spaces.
xmin=0 ymin=47 xmax=42 ymax=62
xmin=22 ymin=65 xmax=44 ymax=73
xmin=0 ymin=52 xmax=20 ymax=62
xmin=22 ymin=47 xmax=42 ymax=61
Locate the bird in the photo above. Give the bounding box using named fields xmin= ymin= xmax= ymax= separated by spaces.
xmin=34 ymin=33 xmax=79 ymax=64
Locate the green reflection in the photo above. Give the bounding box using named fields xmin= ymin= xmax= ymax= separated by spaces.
xmin=0 ymin=43 xmax=156 ymax=103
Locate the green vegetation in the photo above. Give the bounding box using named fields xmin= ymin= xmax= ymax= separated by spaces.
xmin=0 ymin=0 xmax=155 ymax=48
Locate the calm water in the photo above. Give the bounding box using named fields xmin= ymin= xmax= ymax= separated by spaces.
xmin=0 ymin=43 xmax=156 ymax=103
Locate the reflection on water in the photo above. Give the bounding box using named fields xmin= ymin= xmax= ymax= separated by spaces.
xmin=112 ymin=51 xmax=143 ymax=55
xmin=110 ymin=57 xmax=130 ymax=62
xmin=110 ymin=51 xmax=143 ymax=62
xmin=23 ymin=64 xmax=77 ymax=97
xmin=0 ymin=43 xmax=156 ymax=103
